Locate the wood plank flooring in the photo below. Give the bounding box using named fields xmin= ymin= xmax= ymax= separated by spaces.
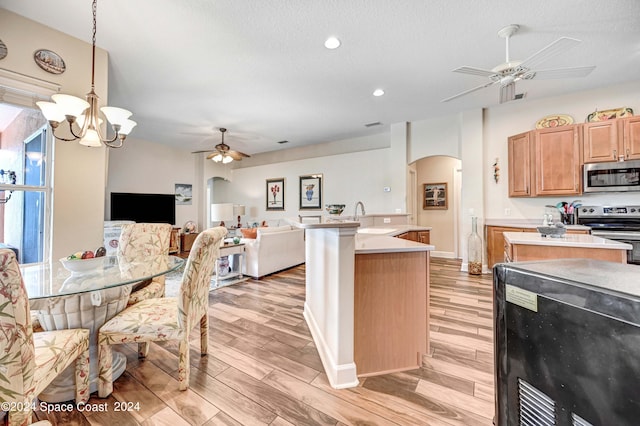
xmin=31 ymin=258 xmax=495 ymax=426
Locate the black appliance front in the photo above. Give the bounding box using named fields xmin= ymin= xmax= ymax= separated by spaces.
xmin=494 ymin=260 xmax=640 ymax=426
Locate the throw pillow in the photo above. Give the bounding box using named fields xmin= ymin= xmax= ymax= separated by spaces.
xmin=240 ymin=228 xmax=258 ymax=239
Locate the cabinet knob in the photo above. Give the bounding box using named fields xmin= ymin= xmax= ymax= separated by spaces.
xmin=627 ymin=149 xmax=630 ymax=159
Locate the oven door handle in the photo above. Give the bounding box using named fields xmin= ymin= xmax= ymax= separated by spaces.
xmin=591 ymin=231 xmax=640 ymax=240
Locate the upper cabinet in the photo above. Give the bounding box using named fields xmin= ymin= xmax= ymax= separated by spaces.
xmin=508 ymin=125 xmax=582 ymax=197
xmin=583 ymin=116 xmax=640 ymax=163
xmin=508 ymin=132 xmax=532 ymax=197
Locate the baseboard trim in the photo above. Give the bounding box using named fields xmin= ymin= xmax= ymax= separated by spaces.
xmin=430 ymin=251 xmax=456 ymax=259
xmin=303 ymin=302 xmax=359 ymax=389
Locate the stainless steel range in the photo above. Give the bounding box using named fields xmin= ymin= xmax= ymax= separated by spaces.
xmin=577 ymin=205 xmax=640 ymax=264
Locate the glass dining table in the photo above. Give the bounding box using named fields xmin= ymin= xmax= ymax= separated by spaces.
xmin=21 ymin=254 xmax=184 ymax=403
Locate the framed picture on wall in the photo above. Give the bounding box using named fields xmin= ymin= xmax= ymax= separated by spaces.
xmin=423 ymin=182 xmax=447 ymax=210
xmin=299 ymin=174 xmax=322 ymax=210
xmin=266 ymin=178 xmax=285 ymax=210
xmin=175 ymin=183 xmax=193 ymax=205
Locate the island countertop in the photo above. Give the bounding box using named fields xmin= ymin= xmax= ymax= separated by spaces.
xmin=503 ymin=231 xmax=632 ymax=250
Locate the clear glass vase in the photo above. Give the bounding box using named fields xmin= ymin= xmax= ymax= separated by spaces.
xmin=468 ymin=216 xmax=482 ymax=275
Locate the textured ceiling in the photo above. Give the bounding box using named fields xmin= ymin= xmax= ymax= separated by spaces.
xmin=2 ymin=0 xmax=640 ymax=155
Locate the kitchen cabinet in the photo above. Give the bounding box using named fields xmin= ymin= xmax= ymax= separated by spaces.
xmin=508 ymin=132 xmax=531 ymax=197
xmin=395 ymin=230 xmax=430 ymax=244
xmin=583 ymin=115 xmax=640 ymax=163
xmin=508 ymin=125 xmax=582 ymax=197
xmin=486 ymin=225 xmax=589 ymax=269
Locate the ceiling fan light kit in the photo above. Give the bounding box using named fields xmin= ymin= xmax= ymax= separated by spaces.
xmin=36 ymin=0 xmax=136 ymax=148
xmin=442 ymin=24 xmax=596 ymax=104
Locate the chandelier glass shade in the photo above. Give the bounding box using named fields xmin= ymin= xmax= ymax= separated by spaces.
xmin=36 ymin=0 xmax=135 ymax=148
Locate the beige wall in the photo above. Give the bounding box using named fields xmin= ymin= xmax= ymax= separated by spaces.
xmin=0 ymin=8 xmax=110 ymax=261
xmin=415 ymin=156 xmax=460 ymax=257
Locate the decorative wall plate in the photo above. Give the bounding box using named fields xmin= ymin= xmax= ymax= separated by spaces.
xmin=0 ymin=39 xmax=7 ymax=60
xmin=535 ymin=114 xmax=574 ymax=129
xmin=33 ymin=49 xmax=66 ymax=74
xmin=586 ymin=107 xmax=633 ymax=122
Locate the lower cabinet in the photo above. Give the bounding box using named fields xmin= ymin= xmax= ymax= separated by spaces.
xmin=396 ymin=230 xmax=430 ymax=244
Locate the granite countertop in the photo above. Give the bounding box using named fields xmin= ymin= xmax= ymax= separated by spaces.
xmin=503 ymin=231 xmax=632 ymax=250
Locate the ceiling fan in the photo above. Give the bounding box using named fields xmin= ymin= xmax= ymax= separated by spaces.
xmin=191 ymin=128 xmax=250 ymax=163
xmin=441 ymin=24 xmax=596 ymax=104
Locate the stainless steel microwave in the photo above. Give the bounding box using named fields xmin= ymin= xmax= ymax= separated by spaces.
xmin=584 ymin=160 xmax=640 ymax=193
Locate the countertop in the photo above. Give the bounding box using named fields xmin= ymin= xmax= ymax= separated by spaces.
xmin=289 ymin=217 xmax=434 ymax=254
xmin=503 ymin=231 xmax=632 ymax=250
xmin=485 ymin=218 xmax=590 ymax=231
xmin=355 ymin=225 xmax=434 ymax=254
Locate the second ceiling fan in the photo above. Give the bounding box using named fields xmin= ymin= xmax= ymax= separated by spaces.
xmin=442 ymin=24 xmax=596 ymax=104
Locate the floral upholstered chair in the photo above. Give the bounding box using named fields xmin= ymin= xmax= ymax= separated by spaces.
xmin=117 ymin=223 xmax=172 ymax=306
xmin=0 ymin=249 xmax=90 ymax=426
xmin=97 ymin=227 xmax=227 ymax=397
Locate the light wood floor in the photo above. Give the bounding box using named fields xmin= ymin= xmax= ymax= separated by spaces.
xmin=32 ymin=258 xmax=495 ymax=425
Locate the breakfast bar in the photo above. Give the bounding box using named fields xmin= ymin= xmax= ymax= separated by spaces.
xmin=290 ymin=217 xmax=434 ymax=388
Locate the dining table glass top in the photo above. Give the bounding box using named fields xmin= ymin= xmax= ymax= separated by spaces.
xmin=20 ymin=255 xmax=185 ymax=300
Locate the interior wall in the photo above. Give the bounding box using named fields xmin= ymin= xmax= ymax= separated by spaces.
xmin=0 ymin=9 xmax=110 ymax=261
xmin=415 ymin=156 xmax=460 ymax=257
xmin=106 ymin=137 xmax=201 ymax=229
xmin=209 ymin=147 xmax=394 ymax=225
xmin=484 ymin=80 xmax=640 ymax=221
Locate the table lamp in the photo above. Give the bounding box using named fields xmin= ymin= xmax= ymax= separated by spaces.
xmin=211 ymin=203 xmax=234 ymax=227
xmin=233 ymin=205 xmax=245 ymax=228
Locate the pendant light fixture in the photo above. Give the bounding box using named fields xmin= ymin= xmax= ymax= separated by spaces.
xmin=37 ymin=0 xmax=136 ymax=148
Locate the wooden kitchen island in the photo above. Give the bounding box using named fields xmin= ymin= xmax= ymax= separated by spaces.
xmin=503 ymin=232 xmax=631 ymax=263
xmin=290 ymin=218 xmax=433 ymax=388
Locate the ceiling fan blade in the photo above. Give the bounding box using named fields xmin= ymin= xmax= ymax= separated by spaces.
xmin=206 ymin=152 xmax=218 ymax=160
xmin=519 ymin=37 xmax=581 ymax=70
xmin=227 ymin=150 xmax=250 ymax=161
xmin=452 ymin=66 xmax=497 ymax=77
xmin=191 ymin=149 xmax=214 ymax=154
xmin=499 ymin=82 xmax=516 ymax=104
xmin=526 ymin=65 xmax=596 ymax=80
xmin=441 ymin=81 xmax=497 ymax=102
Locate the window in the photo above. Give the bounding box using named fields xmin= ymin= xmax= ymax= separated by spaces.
xmin=0 ymin=104 xmax=51 ymax=264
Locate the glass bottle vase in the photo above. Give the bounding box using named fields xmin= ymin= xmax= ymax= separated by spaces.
xmin=468 ymin=216 xmax=483 ymax=275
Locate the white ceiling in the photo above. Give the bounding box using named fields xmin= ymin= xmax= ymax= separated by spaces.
xmin=2 ymin=0 xmax=640 ymax=156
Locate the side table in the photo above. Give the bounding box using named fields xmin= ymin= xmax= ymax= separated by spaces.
xmin=212 ymin=242 xmax=247 ymax=290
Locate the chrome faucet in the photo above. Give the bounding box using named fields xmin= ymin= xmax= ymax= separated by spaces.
xmin=354 ymin=201 xmax=366 ymax=221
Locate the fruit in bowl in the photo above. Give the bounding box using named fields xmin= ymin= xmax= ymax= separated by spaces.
xmin=60 ymin=247 xmax=107 ymax=273
xmin=325 ymin=204 xmax=346 ymax=215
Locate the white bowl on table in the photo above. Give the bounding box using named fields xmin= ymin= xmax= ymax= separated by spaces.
xmin=60 ymin=256 xmax=107 ymax=273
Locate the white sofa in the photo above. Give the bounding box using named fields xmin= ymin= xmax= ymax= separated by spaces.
xmin=241 ymin=225 xmax=305 ymax=278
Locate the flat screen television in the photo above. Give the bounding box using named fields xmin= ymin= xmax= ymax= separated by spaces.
xmin=110 ymin=192 xmax=175 ymax=225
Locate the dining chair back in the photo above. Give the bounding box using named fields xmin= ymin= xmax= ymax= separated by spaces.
xmin=118 ymin=222 xmax=172 ymax=306
xmin=98 ymin=227 xmax=227 ymax=397
xmin=0 ymin=249 xmax=90 ymax=426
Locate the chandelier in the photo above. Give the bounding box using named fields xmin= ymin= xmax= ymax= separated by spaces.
xmin=36 ymin=0 xmax=135 ymax=148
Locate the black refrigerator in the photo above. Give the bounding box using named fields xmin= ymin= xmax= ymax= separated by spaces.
xmin=494 ymin=259 xmax=640 ymax=426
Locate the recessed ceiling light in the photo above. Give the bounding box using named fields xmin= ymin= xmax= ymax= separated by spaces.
xmin=324 ymin=37 xmax=341 ymax=49
xmin=373 ymin=89 xmax=385 ymax=97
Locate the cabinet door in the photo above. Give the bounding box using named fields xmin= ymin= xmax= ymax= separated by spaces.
xmin=583 ymin=121 xmax=619 ymax=163
xmin=622 ymin=116 xmax=640 ymax=160
xmin=396 ymin=232 xmax=410 ymax=240
xmin=417 ymin=231 xmax=430 ymax=244
xmin=508 ymin=131 xmax=532 ymax=197
xmin=534 ymin=126 xmax=582 ymax=196
xmin=486 ymin=226 xmax=524 ymax=269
